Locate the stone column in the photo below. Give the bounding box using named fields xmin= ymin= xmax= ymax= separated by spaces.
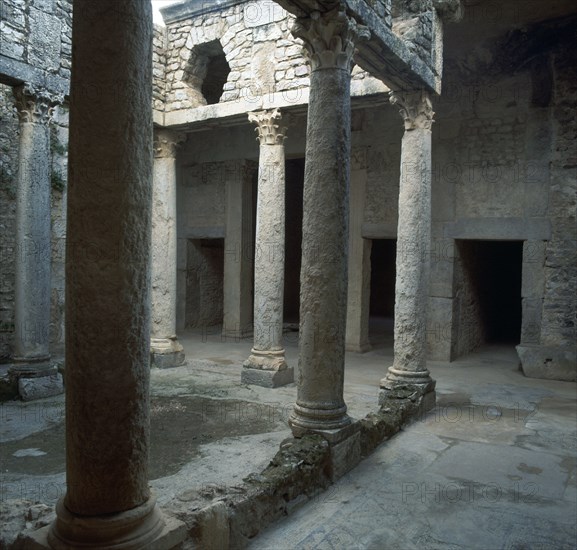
xmin=379 ymin=90 xmax=436 ymax=407
xmin=27 ymin=1 xmax=184 ymax=548
xmin=242 ymin=109 xmax=294 ymax=388
xmin=288 ymin=7 xmax=369 ymax=441
xmin=150 ymin=128 xmax=186 ymax=368
xmin=12 ymin=85 xmax=60 ymax=364
xmin=223 ymin=160 xmax=255 ymax=339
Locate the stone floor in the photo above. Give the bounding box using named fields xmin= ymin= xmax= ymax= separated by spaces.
xmin=1 ymin=324 xmax=576 ymax=548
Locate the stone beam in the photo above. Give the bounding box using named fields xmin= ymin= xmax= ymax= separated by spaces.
xmin=0 ymin=54 xmax=69 ymax=97
xmin=274 ymin=0 xmax=439 ymax=93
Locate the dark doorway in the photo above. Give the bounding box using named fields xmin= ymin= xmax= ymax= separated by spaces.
xmin=456 ymin=240 xmax=522 ymax=350
xmin=284 ymin=158 xmax=304 ymax=324
xmin=369 ymin=239 xmax=397 ymax=347
xmin=185 ymin=238 xmax=224 ymax=328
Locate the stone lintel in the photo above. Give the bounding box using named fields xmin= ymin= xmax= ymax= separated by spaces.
xmin=241 ymin=366 xmax=295 ymax=388
xmin=444 ymin=218 xmax=552 ymax=241
xmin=0 ymin=53 xmax=69 ymax=97
xmin=517 ymin=344 xmax=577 ymax=382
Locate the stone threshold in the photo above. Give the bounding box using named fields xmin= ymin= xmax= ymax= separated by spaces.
xmin=163 ymin=387 xmax=433 ymax=548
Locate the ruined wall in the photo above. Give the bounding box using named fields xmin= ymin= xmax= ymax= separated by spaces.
xmin=0 ymin=0 xmax=71 ymax=360
xmin=156 ymin=0 xmax=380 ymax=115
xmin=153 ymin=25 xmax=168 ymax=114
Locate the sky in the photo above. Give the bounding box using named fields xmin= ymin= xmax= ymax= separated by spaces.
xmin=151 ymin=0 xmax=182 ymax=26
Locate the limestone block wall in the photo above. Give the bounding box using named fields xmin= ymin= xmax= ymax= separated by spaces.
xmin=0 ymin=0 xmax=72 ymax=80
xmin=155 ymin=0 xmax=377 ymax=115
xmin=153 ymin=25 xmax=168 ymax=113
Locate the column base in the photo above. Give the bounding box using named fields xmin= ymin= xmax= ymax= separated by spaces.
xmin=8 ymin=362 xmax=64 ymax=401
xmin=241 ymin=349 xmax=293 ymax=388
xmin=150 ymin=337 xmax=185 ymax=369
xmin=24 ymin=497 xmax=186 ymax=550
xmin=379 ymin=366 xmax=436 ymax=409
xmin=289 ymin=402 xmax=352 ymax=436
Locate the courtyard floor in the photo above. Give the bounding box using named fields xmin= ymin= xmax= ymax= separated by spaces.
xmin=1 ymin=327 xmax=576 ymax=549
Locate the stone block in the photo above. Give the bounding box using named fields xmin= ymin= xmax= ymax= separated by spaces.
xmin=151 ymin=350 xmax=186 ymax=369
xmin=241 ymin=366 xmax=294 ymax=388
xmin=427 ymin=297 xmax=453 ymax=360
xmin=28 ymin=8 xmax=61 ymax=71
xmin=517 ymin=344 xmax=577 ymax=382
xmin=520 ymin=297 xmax=543 ymax=344
xmin=18 ymin=373 xmax=64 ymax=401
xmin=522 ymin=241 xmax=546 ymax=298
xmin=328 ymin=430 xmax=361 ymax=481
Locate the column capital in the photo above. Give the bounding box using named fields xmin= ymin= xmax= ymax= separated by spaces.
xmin=292 ymin=5 xmax=370 ymax=71
xmin=248 ymin=108 xmax=287 ymax=146
xmin=390 ymin=89 xmax=435 ymax=131
xmin=14 ymin=84 xmax=63 ymax=125
xmin=153 ymin=128 xmax=186 ymax=158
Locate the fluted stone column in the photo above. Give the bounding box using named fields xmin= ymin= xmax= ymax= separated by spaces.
xmin=242 ymin=109 xmax=294 ymax=388
xmin=151 ymin=129 xmax=186 ymax=369
xmin=27 ymin=1 xmax=185 ymax=548
xmin=380 ymin=90 xmax=436 ymax=407
xmin=13 ymin=85 xmax=61 ymax=364
xmin=288 ymin=7 xmax=369 ymax=440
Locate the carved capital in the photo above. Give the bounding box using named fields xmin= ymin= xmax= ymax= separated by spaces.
xmin=153 ymin=129 xmax=186 ymax=158
xmin=248 ymin=109 xmax=287 ymax=146
xmin=14 ymin=84 xmax=63 ymax=125
xmin=390 ymin=89 xmax=435 ymax=131
xmin=292 ymin=5 xmax=370 ymax=71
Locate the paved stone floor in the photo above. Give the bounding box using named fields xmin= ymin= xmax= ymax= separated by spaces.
xmin=1 ymin=324 xmax=576 ymax=549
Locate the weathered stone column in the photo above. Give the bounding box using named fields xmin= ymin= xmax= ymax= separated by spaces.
xmin=242 ymin=109 xmax=294 ymax=387
xmin=13 ymin=85 xmax=60 ymax=364
xmin=27 ymin=1 xmax=185 ymax=548
xmin=380 ymin=90 xmax=436 ymax=407
xmin=150 ymin=128 xmax=186 ymax=368
xmin=288 ymin=7 xmax=369 ymax=442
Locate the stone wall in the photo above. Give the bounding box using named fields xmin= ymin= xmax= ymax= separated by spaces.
xmin=155 ymin=0 xmax=379 ymax=115
xmin=541 ymin=45 xmax=577 ymax=349
xmin=0 ymin=0 xmax=72 ymax=80
xmin=0 ymin=0 xmax=71 ymax=360
xmin=0 ymin=84 xmax=19 ymax=360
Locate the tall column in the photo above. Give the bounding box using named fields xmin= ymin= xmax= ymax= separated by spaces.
xmin=379 ymin=90 xmax=436 ymax=407
xmin=242 ymin=109 xmax=294 ymax=388
xmin=28 ymin=1 xmax=185 ymax=548
xmin=150 ymin=128 xmax=186 ymax=368
xmin=223 ymin=160 xmax=255 ymax=339
xmin=13 ymin=85 xmax=61 ymax=364
xmin=288 ymin=6 xmax=369 ymax=437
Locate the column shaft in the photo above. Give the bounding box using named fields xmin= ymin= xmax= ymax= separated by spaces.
xmin=13 ymin=87 xmax=58 ymax=362
xmin=150 ymin=129 xmax=185 ymax=368
xmin=380 ymin=90 xmax=436 ymax=401
xmin=36 ymin=1 xmax=185 ymax=548
xmin=288 ymin=7 xmax=369 ymax=435
xmin=243 ymin=109 xmax=293 ymax=387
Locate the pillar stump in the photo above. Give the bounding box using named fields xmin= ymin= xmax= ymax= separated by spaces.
xmin=26 ymin=1 xmax=185 ymax=548
xmin=379 ymin=90 xmax=436 ymax=409
xmin=242 ymin=109 xmax=294 ymax=388
xmin=150 ymin=129 xmax=186 ymax=369
xmin=287 ymin=6 xmax=368 ymax=467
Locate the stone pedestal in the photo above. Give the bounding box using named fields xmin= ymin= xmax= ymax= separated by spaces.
xmin=380 ymin=90 xmax=436 ymax=407
xmin=242 ymin=109 xmax=293 ymax=387
xmin=13 ymin=85 xmax=62 ymax=364
xmin=26 ymin=1 xmax=185 ymax=548
xmin=151 ymin=129 xmax=186 ymax=369
xmin=287 ymin=7 xmax=369 ymax=435
xmin=9 ymin=363 xmax=64 ymax=401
